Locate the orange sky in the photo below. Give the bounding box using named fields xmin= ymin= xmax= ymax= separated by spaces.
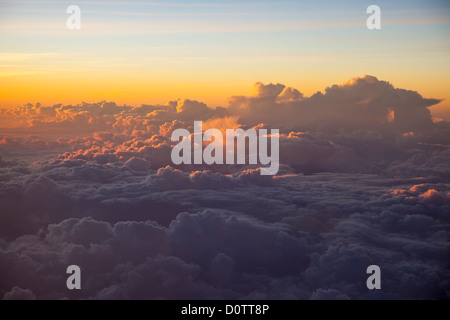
xmin=1 ymin=0 xmax=449 ymax=119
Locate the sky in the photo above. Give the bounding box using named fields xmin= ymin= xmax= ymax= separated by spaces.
xmin=1 ymin=0 xmax=450 ymax=118
xmin=1 ymin=76 xmax=449 ymax=299
xmin=0 ymin=1 xmax=450 ymax=300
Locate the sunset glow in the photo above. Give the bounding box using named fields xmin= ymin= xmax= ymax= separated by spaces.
xmin=1 ymin=0 xmax=449 ymax=116
xmin=0 ymin=0 xmax=449 ymax=302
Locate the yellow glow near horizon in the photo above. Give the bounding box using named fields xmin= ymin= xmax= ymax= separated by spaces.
xmin=1 ymin=53 xmax=449 ymax=119
xmin=1 ymin=1 xmax=449 ymax=118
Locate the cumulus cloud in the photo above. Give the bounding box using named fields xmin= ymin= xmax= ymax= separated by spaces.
xmin=0 ymin=76 xmax=449 ymax=299
xmin=1 ymin=167 xmax=448 ymax=299
xmin=228 ymin=75 xmax=440 ymax=132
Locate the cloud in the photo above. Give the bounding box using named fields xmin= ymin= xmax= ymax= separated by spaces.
xmin=227 ymin=75 xmax=441 ymax=132
xmin=1 ymin=161 xmax=448 ymax=299
xmin=2 ymin=287 xmax=36 ymax=300
xmin=175 ymin=99 xmax=215 ymax=121
xmin=0 ymin=76 xmax=449 ymax=299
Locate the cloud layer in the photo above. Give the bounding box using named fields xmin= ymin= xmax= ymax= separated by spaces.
xmin=0 ymin=76 xmax=449 ymax=299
